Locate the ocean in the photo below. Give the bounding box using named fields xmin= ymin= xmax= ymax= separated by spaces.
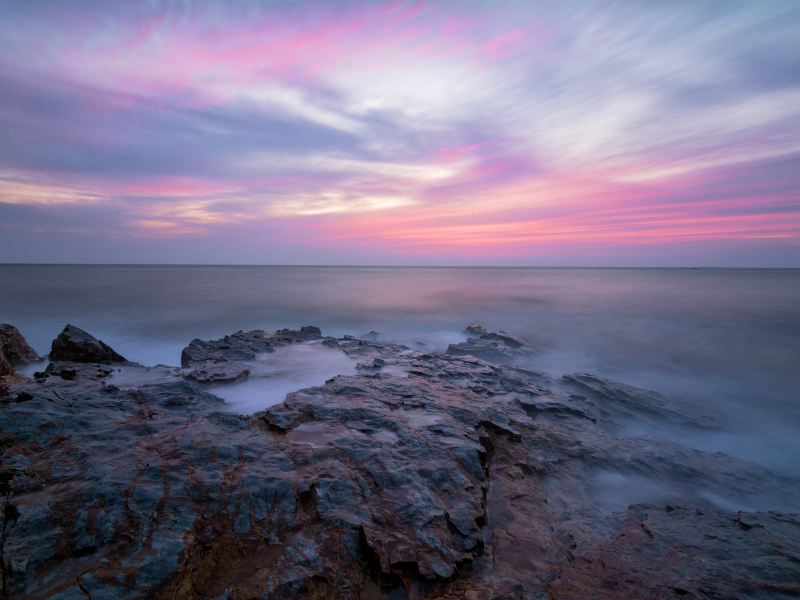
xmin=2 ymin=264 xmax=799 ymax=478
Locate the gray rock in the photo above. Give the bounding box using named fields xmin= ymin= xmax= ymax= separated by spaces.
xmin=180 ymin=327 xmax=324 ymax=384
xmin=181 ymin=326 xmax=323 ymax=366
xmin=447 ymin=325 xmax=537 ymax=363
xmin=49 ymin=324 xmax=127 ymax=364
xmin=464 ymin=323 xmax=488 ymax=336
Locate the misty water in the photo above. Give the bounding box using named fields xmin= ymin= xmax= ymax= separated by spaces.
xmin=207 ymin=343 xmax=357 ymax=412
xmin=2 ymin=264 xmax=799 ymax=483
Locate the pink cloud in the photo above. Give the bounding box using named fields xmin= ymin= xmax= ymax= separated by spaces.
xmin=1 ymin=1 xmax=798 ymax=265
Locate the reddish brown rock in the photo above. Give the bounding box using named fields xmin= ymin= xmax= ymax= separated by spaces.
xmin=1 ymin=324 xmax=798 ymax=599
xmin=0 ymin=324 xmax=39 ymax=376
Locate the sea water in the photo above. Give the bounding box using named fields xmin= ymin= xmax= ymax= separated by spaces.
xmin=2 ymin=264 xmax=798 ymax=478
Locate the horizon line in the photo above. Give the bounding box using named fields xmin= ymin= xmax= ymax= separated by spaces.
xmin=1 ymin=262 xmax=798 ymax=270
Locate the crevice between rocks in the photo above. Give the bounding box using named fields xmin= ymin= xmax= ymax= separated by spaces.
xmin=356 ymin=526 xmax=409 ymax=599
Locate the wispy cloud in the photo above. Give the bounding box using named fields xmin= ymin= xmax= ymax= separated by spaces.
xmin=0 ymin=1 xmax=798 ymax=264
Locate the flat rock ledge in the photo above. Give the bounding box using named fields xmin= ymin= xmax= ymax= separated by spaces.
xmin=1 ymin=324 xmax=798 ymax=599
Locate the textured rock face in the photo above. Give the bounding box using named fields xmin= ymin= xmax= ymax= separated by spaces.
xmin=49 ymin=324 xmax=127 ymax=364
xmin=180 ymin=326 xmax=323 ymax=382
xmin=1 ymin=324 xmax=799 ymax=599
xmin=0 ymin=324 xmax=39 ymax=376
xmin=447 ymin=324 xmax=537 ymax=363
xmin=548 ymin=506 xmax=800 ymax=599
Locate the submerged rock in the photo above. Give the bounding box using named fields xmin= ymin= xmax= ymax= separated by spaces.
xmin=49 ymin=324 xmax=127 ymax=364
xmin=1 ymin=324 xmax=798 ymax=599
xmin=0 ymin=324 xmax=39 ymax=376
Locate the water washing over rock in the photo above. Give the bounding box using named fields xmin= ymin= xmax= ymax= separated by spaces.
xmin=1 ymin=324 xmax=798 ymax=598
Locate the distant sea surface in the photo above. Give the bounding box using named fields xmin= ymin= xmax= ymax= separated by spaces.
xmin=2 ymin=264 xmax=799 ymax=477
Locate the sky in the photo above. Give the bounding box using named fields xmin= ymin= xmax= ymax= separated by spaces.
xmin=0 ymin=1 xmax=799 ymax=266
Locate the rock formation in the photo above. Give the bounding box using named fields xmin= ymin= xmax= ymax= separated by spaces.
xmin=0 ymin=324 xmax=39 ymax=377
xmin=447 ymin=324 xmax=537 ymax=363
xmin=49 ymin=324 xmax=127 ymax=364
xmin=180 ymin=326 xmax=323 ymax=382
xmin=1 ymin=324 xmax=798 ymax=599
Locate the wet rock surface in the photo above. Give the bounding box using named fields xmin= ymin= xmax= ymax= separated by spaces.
xmin=447 ymin=325 xmax=537 ymax=363
xmin=1 ymin=324 xmax=798 ymax=599
xmin=181 ymin=326 xmax=323 ymax=383
xmin=49 ymin=324 xmax=128 ymax=364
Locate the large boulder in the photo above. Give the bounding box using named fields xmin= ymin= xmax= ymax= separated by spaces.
xmin=49 ymin=324 xmax=127 ymax=364
xmin=0 ymin=324 xmax=39 ymax=376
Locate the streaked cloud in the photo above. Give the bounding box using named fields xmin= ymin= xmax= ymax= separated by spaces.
xmin=0 ymin=0 xmax=798 ymax=265
xmin=269 ymin=193 xmax=414 ymax=217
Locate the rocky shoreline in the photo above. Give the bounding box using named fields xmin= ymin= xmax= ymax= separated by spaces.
xmin=1 ymin=323 xmax=798 ymax=599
